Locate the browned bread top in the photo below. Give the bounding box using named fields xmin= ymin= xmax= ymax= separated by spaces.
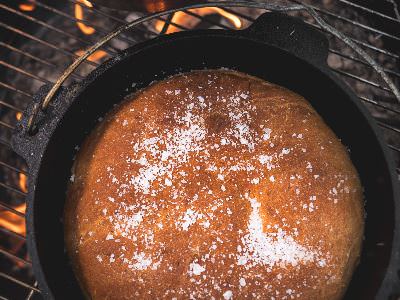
xmin=65 ymin=70 xmax=363 ymax=300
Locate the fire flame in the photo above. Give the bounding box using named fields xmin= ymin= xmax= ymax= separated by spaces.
xmin=155 ymin=7 xmax=242 ymax=34
xmin=0 ymin=114 xmax=30 ymax=268
xmin=19 ymin=173 xmax=28 ymax=193
xmin=0 ymin=204 xmax=26 ymax=237
xmin=0 ymin=173 xmax=27 ymax=237
xmin=75 ymin=0 xmax=95 ymax=35
xmin=75 ymin=49 xmax=108 ymax=62
xmin=19 ymin=1 xmax=36 ymax=12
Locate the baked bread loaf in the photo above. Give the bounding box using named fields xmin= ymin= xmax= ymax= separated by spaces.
xmin=65 ymin=70 xmax=363 ymax=299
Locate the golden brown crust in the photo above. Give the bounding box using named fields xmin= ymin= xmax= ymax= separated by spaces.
xmin=64 ymin=70 xmax=363 ymax=300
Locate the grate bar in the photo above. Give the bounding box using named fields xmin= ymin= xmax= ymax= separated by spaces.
xmin=25 ymin=282 xmax=39 ymax=300
xmin=0 ymin=3 xmax=117 ymax=56
xmin=0 ymin=226 xmax=25 ymax=241
xmin=303 ymin=2 xmax=400 ymax=103
xmin=0 ymin=138 xmax=11 ymax=148
xmin=159 ymin=13 xmax=175 ymax=35
xmin=350 ymin=37 xmax=399 ymax=59
xmin=0 ymin=247 xmax=31 ymax=265
xmin=90 ymin=5 xmax=188 ymax=35
xmin=383 ymin=0 xmax=400 ymax=20
xmin=0 ymin=121 xmax=15 ymax=131
xmin=0 ymin=22 xmax=99 ymax=68
xmin=0 ymin=42 xmax=54 ymax=68
xmin=33 ymin=0 xmax=139 ymax=47
xmin=83 ymin=2 xmax=236 ymax=35
xmin=69 ymin=0 xmax=128 ymax=24
xmin=329 ymin=48 xmax=400 ymax=79
xmin=70 ymin=0 xmax=196 ymax=38
xmin=338 ymin=0 xmax=400 ymax=23
xmin=0 ymin=201 xmax=25 ymax=218
xmin=146 ymin=10 xmax=239 ymax=34
xmin=333 ymin=69 xmax=392 ymax=93
xmin=0 ymin=60 xmax=52 ymax=85
xmin=0 ymin=81 xmax=32 ymax=98
xmin=0 ymin=182 xmax=26 ymax=197
xmin=157 ymin=15 xmax=189 ymax=31
xmin=0 ymin=160 xmax=27 ymax=175
xmin=0 ymin=42 xmax=86 ymax=82
xmin=0 ymin=100 xmax=23 ymax=113
xmin=224 ymin=8 xmax=400 ymax=67
xmin=388 ymin=144 xmax=400 ymax=153
xmin=359 ymin=96 xmax=400 ymax=115
xmin=378 ymin=121 xmax=400 ymax=135
xmin=310 ymin=5 xmax=400 ymax=42
xmin=0 ymin=41 xmax=83 ymax=80
xmin=0 ymin=272 xmax=39 ymax=292
xmin=303 ymin=20 xmax=399 ymax=59
xmin=183 ymin=10 xmax=234 ymax=30
xmin=222 ymin=7 xmax=258 ymax=22
xmin=68 ymin=0 xmax=158 ymax=36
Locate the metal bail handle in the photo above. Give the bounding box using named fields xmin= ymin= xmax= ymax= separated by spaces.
xmin=24 ymin=84 xmax=66 ymax=136
xmin=26 ymin=83 xmax=59 ymax=136
xmin=244 ymin=12 xmax=329 ymax=66
xmin=26 ymin=102 xmax=41 ymax=135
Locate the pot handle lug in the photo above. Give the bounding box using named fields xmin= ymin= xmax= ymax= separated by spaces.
xmin=243 ymin=12 xmax=329 ymax=66
xmin=11 ymin=84 xmax=72 ymax=168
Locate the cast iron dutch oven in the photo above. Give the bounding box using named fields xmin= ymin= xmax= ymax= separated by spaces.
xmin=12 ymin=12 xmax=400 ymax=299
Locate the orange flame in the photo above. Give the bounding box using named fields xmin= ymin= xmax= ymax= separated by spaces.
xmin=0 ymin=173 xmax=27 ymax=236
xmin=19 ymin=173 xmax=28 ymax=193
xmin=75 ymin=0 xmax=95 ymax=35
xmin=75 ymin=49 xmax=108 ymax=62
xmin=0 ymin=203 xmax=26 ymax=236
xmin=0 ymin=171 xmax=28 ymax=260
xmin=19 ymin=1 xmax=36 ymax=12
xmin=155 ymin=7 xmax=242 ymax=34
xmin=16 ymin=112 xmax=22 ymax=121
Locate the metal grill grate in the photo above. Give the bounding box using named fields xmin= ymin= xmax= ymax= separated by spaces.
xmin=0 ymin=0 xmax=399 ymax=298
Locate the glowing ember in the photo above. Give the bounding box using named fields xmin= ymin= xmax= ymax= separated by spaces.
xmin=19 ymin=1 xmax=36 ymax=12
xmin=75 ymin=0 xmax=95 ymax=35
xmin=75 ymin=49 xmax=108 ymax=62
xmin=0 ymin=203 xmax=26 ymax=236
xmin=16 ymin=112 xmax=22 ymax=121
xmin=19 ymin=173 xmax=28 ymax=193
xmin=145 ymin=2 xmax=167 ymax=13
xmin=155 ymin=7 xmax=242 ymax=34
